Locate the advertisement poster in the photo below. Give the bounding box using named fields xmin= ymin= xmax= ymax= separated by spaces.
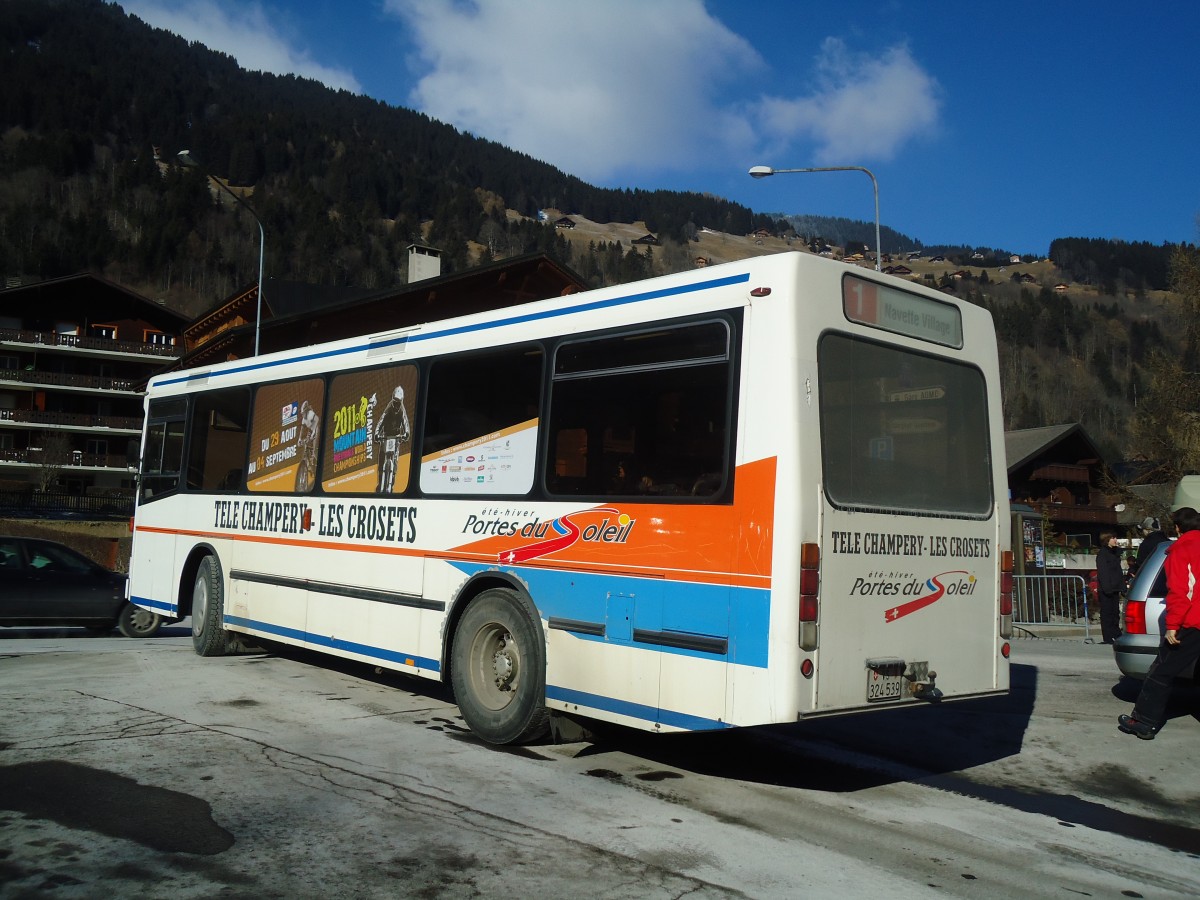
xmin=322 ymin=364 xmax=418 ymax=494
xmin=420 ymin=418 xmax=538 ymax=495
xmin=246 ymin=378 xmax=326 ymax=493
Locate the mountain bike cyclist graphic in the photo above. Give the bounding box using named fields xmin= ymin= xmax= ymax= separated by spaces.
xmin=295 ymin=399 xmax=320 ymax=492
xmin=374 ymin=385 xmax=412 ymax=493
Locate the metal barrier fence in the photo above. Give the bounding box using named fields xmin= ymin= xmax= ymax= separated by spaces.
xmin=1013 ymin=574 xmax=1092 ymax=640
xmin=0 ymin=490 xmax=133 ymax=520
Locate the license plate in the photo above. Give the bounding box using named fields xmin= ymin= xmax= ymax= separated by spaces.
xmin=866 ymin=665 xmax=904 ymax=702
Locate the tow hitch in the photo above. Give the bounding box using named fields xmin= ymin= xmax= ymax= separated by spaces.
xmin=865 ymin=658 xmax=943 ymax=703
xmin=905 ymin=661 xmax=942 ymax=702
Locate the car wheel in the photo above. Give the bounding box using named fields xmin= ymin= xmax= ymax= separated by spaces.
xmin=118 ymin=603 xmax=162 ymax=638
xmin=450 ymin=588 xmax=549 ymax=745
xmin=192 ymin=554 xmax=232 ymax=657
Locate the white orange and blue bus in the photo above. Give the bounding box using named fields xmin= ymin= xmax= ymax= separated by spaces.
xmin=128 ymin=251 xmax=1012 ymax=744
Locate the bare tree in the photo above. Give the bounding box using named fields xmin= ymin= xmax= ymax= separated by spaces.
xmin=34 ymin=430 xmax=72 ymax=492
xmin=1130 ymin=246 xmax=1200 ymax=480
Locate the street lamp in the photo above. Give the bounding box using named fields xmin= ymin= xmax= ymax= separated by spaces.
xmin=749 ymin=164 xmax=881 ymax=272
xmin=177 ymin=150 xmax=267 ymax=355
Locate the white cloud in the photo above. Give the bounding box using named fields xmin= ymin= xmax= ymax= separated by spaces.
xmin=383 ymin=2 xmax=939 ymax=182
xmin=120 ymin=0 xmax=362 ymax=94
xmin=383 ymin=0 xmax=762 ymax=181
xmin=750 ymin=38 xmax=941 ymax=164
xmin=118 ymin=0 xmax=940 ymax=183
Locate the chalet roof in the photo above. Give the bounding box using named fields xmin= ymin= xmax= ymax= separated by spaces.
xmin=1004 ymin=423 xmax=1091 ymax=473
xmin=186 ymin=280 xmax=374 ymax=338
xmin=0 ymin=272 xmax=189 ymax=330
xmin=169 ymin=252 xmax=586 ymax=371
xmin=261 ymin=280 xmax=377 ymax=318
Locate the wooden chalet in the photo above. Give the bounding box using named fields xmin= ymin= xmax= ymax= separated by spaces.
xmin=1006 ymin=424 xmax=1118 ymax=546
xmin=170 ymin=252 xmax=586 ymax=371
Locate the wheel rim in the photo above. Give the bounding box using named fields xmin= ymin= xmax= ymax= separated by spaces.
xmin=467 ymin=622 xmax=521 ymax=711
xmin=126 ymin=607 xmax=158 ymax=636
xmin=192 ymin=570 xmax=208 ymax=636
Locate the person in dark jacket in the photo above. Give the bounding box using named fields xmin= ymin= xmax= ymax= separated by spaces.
xmin=1095 ymin=531 xmax=1126 ymax=644
xmin=1129 ymin=516 xmax=1169 ymax=579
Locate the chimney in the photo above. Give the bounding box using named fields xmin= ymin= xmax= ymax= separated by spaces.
xmin=407 ymin=243 xmax=442 ymax=283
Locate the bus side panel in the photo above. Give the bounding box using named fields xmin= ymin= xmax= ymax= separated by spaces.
xmin=545 ymin=632 xmax=664 ymax=729
xmin=442 ymin=461 xmax=774 ymax=731
xmin=131 ymin=496 xmax=221 ymax=618
xmin=129 ymin=520 xmax=180 ymax=617
xmin=304 ymin=546 xmax=429 ymax=669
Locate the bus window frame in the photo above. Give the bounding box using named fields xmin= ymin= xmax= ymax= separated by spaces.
xmin=544 ymin=312 xmax=741 ymax=504
xmin=817 ymin=329 xmax=994 ymax=519
xmin=138 ymin=397 xmax=188 ymax=503
xmin=417 ymin=341 xmax=546 ymax=499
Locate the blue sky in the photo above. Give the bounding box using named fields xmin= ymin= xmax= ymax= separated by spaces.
xmin=118 ymin=0 xmax=1199 ymax=256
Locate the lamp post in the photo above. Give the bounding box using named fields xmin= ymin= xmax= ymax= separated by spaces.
xmin=749 ymin=164 xmax=881 ymax=272
xmin=177 ymin=150 xmax=267 ymax=355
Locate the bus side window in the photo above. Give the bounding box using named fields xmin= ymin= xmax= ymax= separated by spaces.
xmin=419 ymin=345 xmax=543 ymax=496
xmin=547 ymin=319 xmax=732 ymax=501
xmin=140 ymin=398 xmax=186 ymax=503
xmin=187 ymin=388 xmax=251 ymax=492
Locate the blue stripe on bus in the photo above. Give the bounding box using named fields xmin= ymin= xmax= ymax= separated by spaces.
xmin=546 ymin=685 xmax=732 ymax=732
xmin=448 ymin=562 xmax=771 ymax=668
xmin=131 ymin=595 xmax=176 ymax=615
xmin=155 ymin=272 xmax=752 ymax=386
xmin=223 ymin=615 xmax=440 ymax=671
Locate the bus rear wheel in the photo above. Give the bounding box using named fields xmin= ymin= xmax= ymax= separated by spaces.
xmin=451 ymin=588 xmax=549 ymax=745
xmin=192 ymin=555 xmax=232 ymax=657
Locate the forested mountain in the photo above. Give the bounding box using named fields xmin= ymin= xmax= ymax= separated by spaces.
xmin=1049 ymin=237 xmax=1179 ymax=294
xmin=0 ymin=0 xmax=778 ymax=310
xmin=1 ymin=0 xmax=1198 ymax=468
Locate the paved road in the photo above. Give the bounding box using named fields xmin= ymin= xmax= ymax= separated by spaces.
xmin=1 ymin=629 xmax=1198 ymax=898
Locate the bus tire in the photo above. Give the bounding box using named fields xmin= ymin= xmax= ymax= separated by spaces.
xmin=451 ymin=588 xmax=549 ymax=745
xmin=192 ymin=555 xmax=231 ymax=657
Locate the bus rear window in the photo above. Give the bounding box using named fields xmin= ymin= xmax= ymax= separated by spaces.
xmin=819 ymin=333 xmax=992 ymax=516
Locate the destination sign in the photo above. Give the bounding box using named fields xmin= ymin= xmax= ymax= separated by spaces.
xmin=842 ymin=275 xmax=963 ymax=348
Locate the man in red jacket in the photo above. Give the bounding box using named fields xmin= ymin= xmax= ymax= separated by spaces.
xmin=1118 ymin=506 xmax=1200 ymax=739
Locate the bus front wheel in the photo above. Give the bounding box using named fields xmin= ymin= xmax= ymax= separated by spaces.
xmin=451 ymin=588 xmax=549 ymax=745
xmin=192 ymin=555 xmax=232 ymax=657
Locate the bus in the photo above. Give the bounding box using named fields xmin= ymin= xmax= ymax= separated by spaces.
xmin=128 ymin=251 xmax=1012 ymax=744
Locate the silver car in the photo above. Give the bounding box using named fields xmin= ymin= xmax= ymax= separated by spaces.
xmin=1113 ymin=539 xmax=1198 ymax=681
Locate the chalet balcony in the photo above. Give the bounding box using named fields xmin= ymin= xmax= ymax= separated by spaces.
xmin=0 ymin=409 xmax=143 ymax=431
xmin=1025 ymin=500 xmax=1118 ymax=526
xmin=0 ymin=327 xmax=180 ymax=358
xmin=0 ymin=448 xmax=135 ymax=469
xmin=0 ymin=369 xmax=142 ymax=392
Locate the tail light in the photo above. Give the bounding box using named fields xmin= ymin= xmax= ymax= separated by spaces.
xmin=799 ymin=542 xmax=819 ymax=651
xmin=999 ymin=550 xmax=1014 ymax=638
xmin=1124 ymin=600 xmax=1147 ymax=635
